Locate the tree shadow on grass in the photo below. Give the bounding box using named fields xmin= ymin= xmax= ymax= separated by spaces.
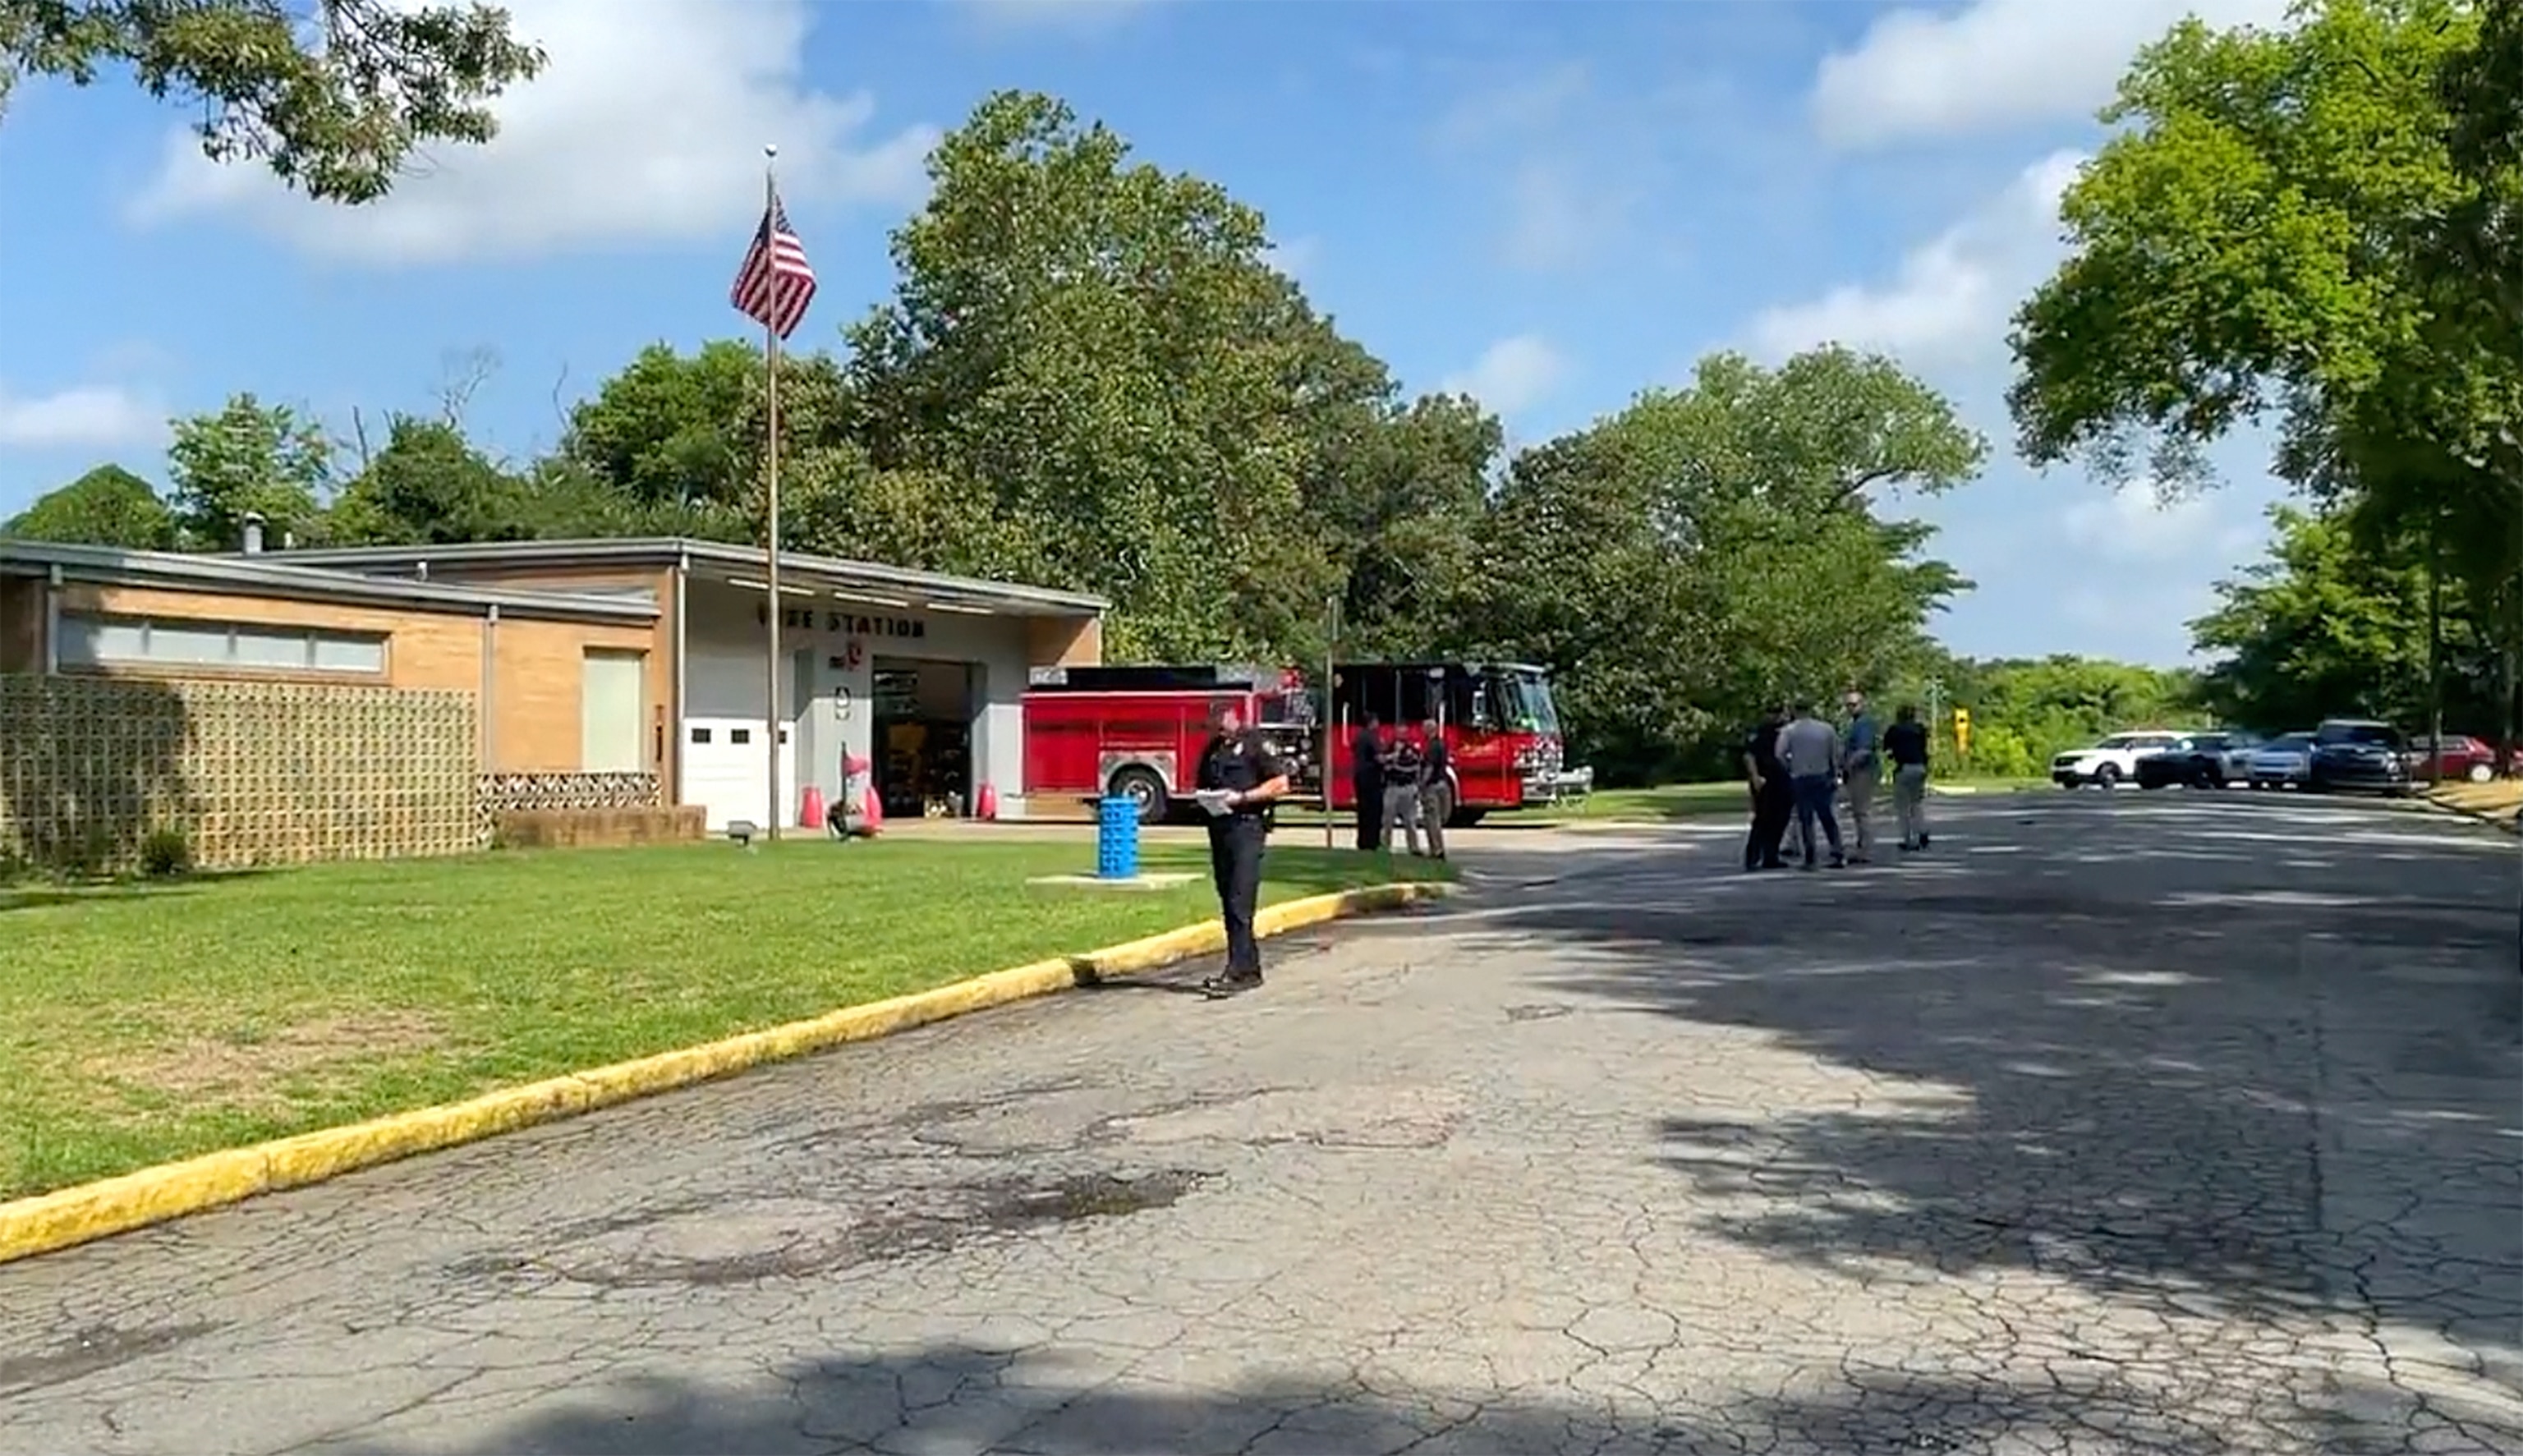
xmin=307 ymin=1339 xmax=2456 ymax=1455
xmin=0 ymin=867 xmax=277 ymax=915
xmin=1449 ymin=819 xmax=2522 ymax=1391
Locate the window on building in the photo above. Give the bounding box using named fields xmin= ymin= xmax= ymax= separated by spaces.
xmin=55 ymin=611 xmax=388 ymax=675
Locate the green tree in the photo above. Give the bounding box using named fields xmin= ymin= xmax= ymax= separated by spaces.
xmin=327 ymin=414 xmax=531 ymax=544
xmin=165 ymin=393 xmax=331 ymax=549
xmin=1290 ymin=386 xmax=1504 ymax=660
xmin=1942 ymin=655 xmax=2204 ymax=775
xmin=843 ymin=90 xmax=1351 ymax=663
xmin=1454 ymin=347 xmax=1983 ymax=783
xmin=563 ymin=341 xmax=764 ymax=512
xmin=2 ymin=0 xmax=544 ymax=204
xmin=2188 ymin=502 xmax=2508 ymax=737
xmin=2009 ymin=0 xmax=2479 ymax=489
xmin=2005 ymin=0 xmax=2521 ymax=708
xmin=2 ymin=464 xmax=177 ymax=549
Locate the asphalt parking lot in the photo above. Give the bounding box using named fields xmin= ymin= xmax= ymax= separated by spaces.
xmin=0 ymin=790 xmax=2515 ymax=1455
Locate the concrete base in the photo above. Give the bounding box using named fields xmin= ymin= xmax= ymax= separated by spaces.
xmin=1027 ymin=872 xmax=1201 ymax=891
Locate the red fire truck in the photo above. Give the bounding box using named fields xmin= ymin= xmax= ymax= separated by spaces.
xmin=1021 ymin=660 xmax=1590 ymax=824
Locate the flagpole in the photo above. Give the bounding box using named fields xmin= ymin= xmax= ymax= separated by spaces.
xmin=762 ymin=144 xmax=785 ymax=842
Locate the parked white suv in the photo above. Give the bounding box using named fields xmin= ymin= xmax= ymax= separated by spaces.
xmin=2051 ymin=731 xmax=2185 ymax=788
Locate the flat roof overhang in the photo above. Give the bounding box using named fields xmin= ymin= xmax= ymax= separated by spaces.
xmin=0 ymin=541 xmax=657 ymax=624
xmin=261 ymin=538 xmax=1106 ymax=619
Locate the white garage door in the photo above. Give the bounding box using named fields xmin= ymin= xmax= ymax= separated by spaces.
xmin=683 ymin=718 xmax=797 ymax=831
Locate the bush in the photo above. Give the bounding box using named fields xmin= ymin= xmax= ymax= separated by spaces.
xmin=137 ymin=827 xmax=195 ymax=880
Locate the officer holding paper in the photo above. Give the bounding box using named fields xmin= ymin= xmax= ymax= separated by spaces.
xmin=1192 ymin=700 xmax=1290 ymax=999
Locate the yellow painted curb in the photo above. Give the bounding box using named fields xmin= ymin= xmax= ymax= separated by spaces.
xmin=0 ymin=880 xmax=1457 ymax=1268
xmin=2427 ymin=782 xmax=2523 ymax=834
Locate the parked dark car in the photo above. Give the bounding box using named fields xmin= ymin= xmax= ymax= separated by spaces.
xmin=2135 ymin=732 xmax=2258 ymax=788
xmin=2306 ymin=719 xmax=2412 ymax=795
xmin=2404 ymin=733 xmax=2502 ymax=783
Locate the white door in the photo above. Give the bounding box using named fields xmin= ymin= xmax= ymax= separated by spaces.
xmin=581 ymin=650 xmax=646 ymax=773
xmin=682 ymin=717 xmax=797 ymax=830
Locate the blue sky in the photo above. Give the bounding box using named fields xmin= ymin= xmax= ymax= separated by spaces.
xmin=0 ymin=0 xmax=2299 ymax=665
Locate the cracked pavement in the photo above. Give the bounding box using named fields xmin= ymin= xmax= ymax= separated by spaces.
xmin=0 ymin=791 xmax=2516 ymax=1455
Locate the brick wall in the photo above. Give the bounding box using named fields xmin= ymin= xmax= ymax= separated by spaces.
xmin=0 ymin=673 xmax=480 ymax=872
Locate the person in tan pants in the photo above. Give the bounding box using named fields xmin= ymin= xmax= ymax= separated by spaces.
xmin=1886 ymin=703 xmax=1932 ymax=850
xmin=1839 ymin=689 xmax=1882 ymax=864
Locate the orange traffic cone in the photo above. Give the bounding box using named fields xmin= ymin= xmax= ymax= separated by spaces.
xmin=976 ymin=782 xmax=999 ymax=820
xmin=799 ymin=784 xmax=825 ymax=831
xmin=861 ymin=783 xmax=885 ymax=834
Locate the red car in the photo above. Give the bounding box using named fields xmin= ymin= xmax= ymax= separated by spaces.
xmin=2404 ymin=734 xmax=2503 ymax=783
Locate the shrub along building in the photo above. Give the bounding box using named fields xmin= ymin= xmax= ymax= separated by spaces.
xmin=0 ymin=534 xmax=1105 ymax=870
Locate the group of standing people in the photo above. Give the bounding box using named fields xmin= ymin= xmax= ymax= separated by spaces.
xmin=1742 ymin=690 xmax=1932 ymax=872
xmin=1348 ymin=713 xmax=1450 ymax=861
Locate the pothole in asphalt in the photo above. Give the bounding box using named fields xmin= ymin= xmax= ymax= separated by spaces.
xmin=0 ymin=1321 xmax=224 ymax=1398
xmin=1504 ymin=1003 xmax=1574 ymax=1022
xmin=526 ymin=1168 xmax=1217 ymax=1288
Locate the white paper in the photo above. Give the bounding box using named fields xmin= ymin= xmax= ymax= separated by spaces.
xmin=1193 ymin=789 xmax=1236 ymax=817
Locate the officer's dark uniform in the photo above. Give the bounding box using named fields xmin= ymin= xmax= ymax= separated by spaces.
xmin=1196 ymin=725 xmax=1286 ymax=994
xmin=1743 ymin=712 xmax=1792 ymax=871
xmin=1349 ymin=721 xmax=1385 ymax=852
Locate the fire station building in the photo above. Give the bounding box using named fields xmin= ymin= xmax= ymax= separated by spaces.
xmin=240 ymin=539 xmax=1107 ymax=829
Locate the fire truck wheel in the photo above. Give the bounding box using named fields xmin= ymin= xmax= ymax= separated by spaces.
xmin=1446 ymin=806 xmax=1487 ymax=829
xmin=1106 ymin=766 xmax=1170 ymax=824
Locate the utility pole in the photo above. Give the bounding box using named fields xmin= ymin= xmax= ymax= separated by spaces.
xmin=1924 ymin=676 xmax=1946 ymax=755
xmin=2429 ymin=508 xmax=2447 ymax=788
xmin=1322 ymin=595 xmax=1339 ymax=851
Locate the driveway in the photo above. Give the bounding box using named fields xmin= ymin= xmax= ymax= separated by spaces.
xmin=0 ymin=792 xmax=2515 ymax=1455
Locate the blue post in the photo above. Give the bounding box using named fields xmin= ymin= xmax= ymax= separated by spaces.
xmin=1096 ymin=796 xmax=1141 ymax=880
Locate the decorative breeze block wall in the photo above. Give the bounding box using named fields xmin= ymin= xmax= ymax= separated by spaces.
xmin=0 ymin=673 xmax=480 ymax=870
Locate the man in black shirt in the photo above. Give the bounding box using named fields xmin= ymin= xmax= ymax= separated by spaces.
xmin=1884 ymin=703 xmax=1932 ymax=851
xmin=1349 ymin=712 xmax=1385 ymax=852
xmin=1194 ymin=700 xmax=1291 ymax=998
xmin=1742 ymin=703 xmax=1791 ymax=871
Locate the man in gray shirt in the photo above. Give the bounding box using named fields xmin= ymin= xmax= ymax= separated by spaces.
xmin=1777 ymin=699 xmax=1846 ymax=870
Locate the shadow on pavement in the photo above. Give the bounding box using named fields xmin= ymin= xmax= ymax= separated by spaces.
xmin=1455 ymin=800 xmax=2523 ymax=1377
xmin=310 ymin=1339 xmax=2431 ymax=1455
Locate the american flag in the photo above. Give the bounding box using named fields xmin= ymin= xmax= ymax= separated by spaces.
xmin=730 ymin=192 xmax=817 ymax=340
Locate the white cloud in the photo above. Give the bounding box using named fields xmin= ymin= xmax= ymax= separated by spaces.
xmin=1432 ymin=66 xmax=1632 ymax=272
xmin=1499 ymin=163 xmax=1615 ymax=273
xmin=1809 ymin=0 xmax=2296 ymax=151
xmin=126 ymin=0 xmax=940 ymax=266
xmin=1744 ymin=149 xmax=2084 ymax=368
xmin=0 ymin=384 xmax=165 ymax=450
xmin=1433 ymin=63 xmax=1591 ymax=152
xmin=2061 ymin=480 xmax=2218 ymax=562
xmin=1441 ymin=335 xmax=1569 ymax=417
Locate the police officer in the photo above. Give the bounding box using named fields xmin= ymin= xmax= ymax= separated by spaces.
xmin=1195 ymin=700 xmax=1291 ymax=998
xmin=1743 ymin=701 xmax=1792 ymax=871
xmin=1349 ymin=711 xmax=1386 ymax=852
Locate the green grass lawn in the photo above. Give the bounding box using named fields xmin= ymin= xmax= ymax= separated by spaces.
xmin=0 ymin=838 xmax=1448 ymax=1200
